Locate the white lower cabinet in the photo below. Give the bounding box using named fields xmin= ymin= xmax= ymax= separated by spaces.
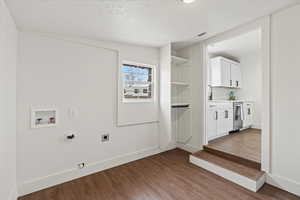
xmin=207 ymin=106 xmax=218 ymax=140
xmin=207 ymin=102 xmax=233 ymax=141
xmin=243 ymin=102 xmax=254 ymax=128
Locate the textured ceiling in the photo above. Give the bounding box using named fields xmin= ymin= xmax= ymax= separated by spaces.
xmin=6 ymin=0 xmax=299 ymax=47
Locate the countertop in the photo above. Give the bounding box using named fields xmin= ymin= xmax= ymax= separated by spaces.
xmin=209 ymin=99 xmax=254 ymax=103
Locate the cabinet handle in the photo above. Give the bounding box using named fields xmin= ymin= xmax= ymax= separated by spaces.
xmin=248 ymin=108 xmax=251 ymax=115
xmin=215 ymin=111 xmax=218 ymax=120
xmin=236 ymin=81 xmax=239 ymax=87
xmin=230 ymin=80 xmax=232 ymax=86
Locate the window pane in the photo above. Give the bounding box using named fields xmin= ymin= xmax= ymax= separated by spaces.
xmin=122 ymin=64 xmax=153 ymax=99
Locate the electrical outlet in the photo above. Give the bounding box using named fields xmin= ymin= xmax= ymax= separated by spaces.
xmin=101 ymin=134 xmax=110 ymax=142
xmin=78 ymin=163 xmax=85 ymax=169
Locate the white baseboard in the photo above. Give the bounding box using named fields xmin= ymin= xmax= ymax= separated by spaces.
xmin=19 ymin=146 xmax=161 ymax=196
xmin=177 ymin=143 xmax=201 ymax=153
xmin=190 ymin=155 xmax=265 ymax=192
xmin=9 ymin=186 xmax=18 ymax=200
xmin=159 ymin=142 xmax=177 ymax=152
xmin=266 ymin=174 xmax=300 ymax=197
xmin=252 ymin=124 xmax=261 ymax=129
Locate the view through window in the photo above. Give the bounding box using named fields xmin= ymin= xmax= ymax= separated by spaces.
xmin=122 ymin=64 xmax=153 ymax=100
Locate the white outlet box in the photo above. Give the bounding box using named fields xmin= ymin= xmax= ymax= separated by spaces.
xmin=78 ymin=163 xmax=85 ymax=169
xmin=31 ymin=108 xmax=58 ymax=129
xmin=101 ymin=134 xmax=110 ymax=142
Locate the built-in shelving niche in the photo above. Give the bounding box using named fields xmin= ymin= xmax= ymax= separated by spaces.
xmin=171 ymin=54 xmax=192 ymax=144
xmin=171 ymin=56 xmax=189 ymax=66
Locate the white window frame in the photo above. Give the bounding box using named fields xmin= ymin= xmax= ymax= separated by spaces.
xmin=121 ymin=61 xmax=156 ymax=103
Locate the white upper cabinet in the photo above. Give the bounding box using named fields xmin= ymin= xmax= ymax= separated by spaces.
xmin=230 ymin=62 xmax=242 ymax=88
xmin=210 ymin=57 xmax=231 ymax=87
xmin=209 ymin=57 xmax=242 ymax=88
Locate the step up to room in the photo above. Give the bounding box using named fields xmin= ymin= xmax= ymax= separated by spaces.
xmin=203 ymin=145 xmax=261 ymax=170
xmin=190 ymin=151 xmax=266 ymax=192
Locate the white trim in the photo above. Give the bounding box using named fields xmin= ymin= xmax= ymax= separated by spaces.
xmin=158 ymin=44 xmax=174 ymax=150
xmin=18 ymin=146 xmax=161 ymax=196
xmin=266 ymin=174 xmax=300 ymax=197
xmin=9 ymin=186 xmax=18 ymax=200
xmin=252 ymin=124 xmax=262 ymax=129
xmin=201 ymin=16 xmax=271 ymax=173
xmin=260 ymin=16 xmax=271 ymax=173
xmin=160 ymin=143 xmax=177 ymax=152
xmin=121 ymin=60 xmax=156 ymax=103
xmin=202 ymin=42 xmax=209 ymax=146
xmin=256 ymin=173 xmax=267 ymax=192
xmin=190 ymin=155 xmax=266 ymax=192
xmin=177 ymin=143 xmax=201 ymax=153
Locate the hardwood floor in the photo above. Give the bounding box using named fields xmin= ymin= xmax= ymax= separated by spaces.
xmin=193 ymin=150 xmax=264 ymax=181
xmin=19 ymin=149 xmax=299 ymax=200
xmin=207 ymin=128 xmax=261 ymax=164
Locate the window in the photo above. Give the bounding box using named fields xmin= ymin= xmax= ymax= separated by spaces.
xmin=122 ymin=63 xmax=153 ymax=101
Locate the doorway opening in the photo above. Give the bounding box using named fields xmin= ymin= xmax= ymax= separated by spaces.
xmin=204 ymin=29 xmax=263 ymax=169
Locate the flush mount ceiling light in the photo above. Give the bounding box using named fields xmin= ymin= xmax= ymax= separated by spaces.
xmin=181 ymin=0 xmax=196 ymax=4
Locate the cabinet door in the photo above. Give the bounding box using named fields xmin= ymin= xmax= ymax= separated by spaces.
xmin=210 ymin=58 xmax=221 ymax=87
xmin=220 ymin=60 xmax=231 ymax=87
xmin=231 ymin=63 xmax=242 ymax=88
xmin=243 ymin=103 xmax=253 ymax=128
xmin=210 ymin=58 xmax=231 ymax=87
xmin=217 ymin=108 xmax=233 ymax=136
xmin=217 ymin=108 xmax=226 ymax=136
xmin=224 ymin=107 xmax=233 ymax=132
xmin=207 ymin=108 xmax=218 ymax=141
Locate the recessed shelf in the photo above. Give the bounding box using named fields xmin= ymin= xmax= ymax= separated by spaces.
xmin=171 ymin=56 xmax=189 ymax=65
xmin=171 ymin=81 xmax=190 ymax=86
xmin=171 ymin=103 xmax=190 ymax=108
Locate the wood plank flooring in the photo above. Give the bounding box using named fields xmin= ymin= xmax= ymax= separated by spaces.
xmin=19 ymin=149 xmax=299 ymax=200
xmin=193 ymin=150 xmax=264 ymax=181
xmin=207 ymin=128 xmax=261 ymax=164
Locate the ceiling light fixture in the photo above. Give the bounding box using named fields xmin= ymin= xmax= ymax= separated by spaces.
xmin=181 ymin=0 xmax=196 ymax=4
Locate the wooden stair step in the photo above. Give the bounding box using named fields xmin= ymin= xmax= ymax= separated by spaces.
xmin=190 ymin=151 xmax=266 ymax=192
xmin=203 ymin=145 xmax=261 ymax=170
xmin=193 ymin=151 xmax=264 ymax=180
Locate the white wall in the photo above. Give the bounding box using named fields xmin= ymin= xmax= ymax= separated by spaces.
xmin=159 ymin=44 xmax=175 ymax=151
xmin=237 ymin=53 xmax=262 ymax=128
xmin=267 ymin=4 xmax=300 ymax=196
xmin=12 ymin=3 xmax=300 ymax=198
xmin=0 ymin=0 xmax=18 ymax=199
xmin=211 ymin=87 xmax=239 ymax=100
xmin=17 ymin=32 xmax=160 ymax=195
